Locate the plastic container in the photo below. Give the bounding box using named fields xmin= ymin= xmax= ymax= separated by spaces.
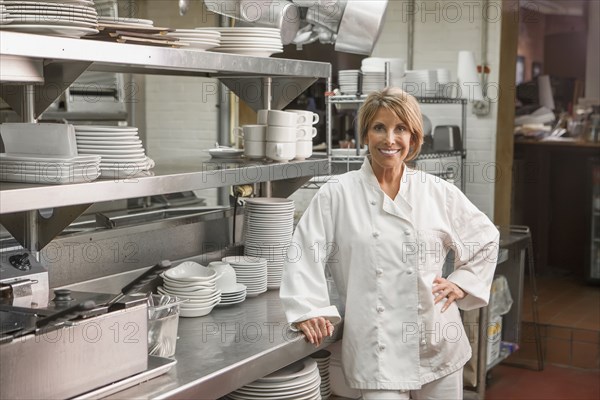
xmin=147 ymin=295 xmax=183 ymax=358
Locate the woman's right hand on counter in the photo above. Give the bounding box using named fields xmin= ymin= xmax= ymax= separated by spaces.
xmin=295 ymin=317 xmax=334 ymax=347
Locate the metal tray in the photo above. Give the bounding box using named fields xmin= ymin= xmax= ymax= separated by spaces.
xmin=73 ymin=356 xmax=177 ymax=400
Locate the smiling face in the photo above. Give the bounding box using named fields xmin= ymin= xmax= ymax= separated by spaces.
xmin=365 ymin=107 xmax=413 ymax=176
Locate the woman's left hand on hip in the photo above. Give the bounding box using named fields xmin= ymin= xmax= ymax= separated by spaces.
xmin=432 ymin=276 xmax=465 ymax=312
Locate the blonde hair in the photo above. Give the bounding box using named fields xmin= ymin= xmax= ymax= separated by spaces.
xmin=357 ymin=87 xmax=424 ymax=161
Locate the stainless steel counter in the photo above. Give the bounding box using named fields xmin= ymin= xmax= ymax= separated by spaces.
xmin=102 ymin=290 xmax=342 ymax=400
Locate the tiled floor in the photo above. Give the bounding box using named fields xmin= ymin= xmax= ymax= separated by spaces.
xmin=510 ymin=274 xmax=600 ymax=370
xmin=486 ymin=274 xmax=600 ymax=399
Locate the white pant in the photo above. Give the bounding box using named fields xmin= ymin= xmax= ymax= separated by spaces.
xmin=360 ymin=368 xmax=463 ymax=400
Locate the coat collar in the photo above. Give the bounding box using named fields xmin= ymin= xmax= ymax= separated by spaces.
xmin=360 ymin=157 xmax=413 ymax=220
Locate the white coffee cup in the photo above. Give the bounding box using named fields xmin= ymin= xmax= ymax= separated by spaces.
xmin=244 ymin=140 xmax=265 ymax=159
xmin=267 ymin=126 xmax=297 ymax=142
xmin=295 ymin=140 xmax=313 ymax=160
xmin=296 ymin=126 xmax=317 ymax=140
xmin=267 ymin=110 xmax=298 ymax=127
xmin=287 ymin=109 xmax=319 ymax=125
xmin=236 ymin=124 xmax=267 ymax=142
xmin=266 ymin=141 xmax=296 ymax=162
xmin=257 ymin=109 xmax=269 ymax=125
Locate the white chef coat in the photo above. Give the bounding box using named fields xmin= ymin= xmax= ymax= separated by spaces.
xmin=280 ymin=158 xmax=499 ymax=390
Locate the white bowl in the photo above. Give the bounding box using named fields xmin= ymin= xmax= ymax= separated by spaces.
xmin=164 ymin=262 xmax=218 ymax=282
xmin=208 ymin=261 xmax=237 ymax=293
xmin=179 ymin=303 xmax=218 ymax=318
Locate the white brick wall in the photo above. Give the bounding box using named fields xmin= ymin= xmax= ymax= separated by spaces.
xmin=136 ymin=0 xmax=220 ymax=205
xmin=134 ymin=0 xmax=503 ymax=216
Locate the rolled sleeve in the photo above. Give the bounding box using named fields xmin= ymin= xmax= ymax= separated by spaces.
xmin=446 ymin=186 xmax=500 ymax=310
xmin=280 ymin=187 xmax=341 ymax=327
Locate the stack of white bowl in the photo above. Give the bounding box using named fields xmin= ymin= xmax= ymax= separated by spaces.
xmin=264 ymin=110 xmax=297 ymax=162
xmin=237 ymin=124 xmax=267 ymax=160
xmin=158 ymin=261 xmax=221 ymax=317
xmin=227 ymin=358 xmax=321 ymax=400
xmin=310 ymin=350 xmax=332 ymax=399
xmin=222 ymin=256 xmax=268 ymax=297
xmin=361 ymin=57 xmax=405 ymax=88
xmin=242 ymin=197 xmax=294 ymax=289
xmin=208 ymin=261 xmax=247 ymax=306
xmin=403 ymin=70 xmax=439 ymax=97
xmin=436 ymin=68 xmax=452 ymax=97
xmin=285 ymin=109 xmax=319 ymax=161
xmin=338 ymin=69 xmax=360 ymax=94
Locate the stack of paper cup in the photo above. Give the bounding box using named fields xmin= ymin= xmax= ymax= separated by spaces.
xmin=265 ymin=110 xmax=298 ymax=162
xmin=237 ymin=125 xmax=267 ymax=160
xmin=457 ymin=50 xmax=484 ymax=101
xmin=286 ymin=109 xmax=318 ymax=161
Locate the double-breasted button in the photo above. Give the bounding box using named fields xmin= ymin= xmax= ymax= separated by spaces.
xmin=379 ymin=344 xmax=386 ymax=351
xmin=370 ymin=200 xmax=377 ymax=206
xmin=377 ymin=306 xmax=385 ymax=313
xmin=373 ymin=232 xmax=380 ymax=238
xmin=376 ymin=268 xmax=383 ymax=276
xmin=406 ymin=269 xmax=414 ymax=275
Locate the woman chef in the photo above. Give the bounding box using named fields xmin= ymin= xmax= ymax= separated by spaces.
xmin=279 ymin=87 xmax=499 ymax=399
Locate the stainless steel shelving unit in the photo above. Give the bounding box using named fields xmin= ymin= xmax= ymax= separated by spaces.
xmin=0 ymin=31 xmax=331 ymax=251
xmin=326 ymin=94 xmax=468 ymax=191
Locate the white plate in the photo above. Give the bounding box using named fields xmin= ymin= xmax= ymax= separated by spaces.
xmin=0 ymin=153 xmax=99 ymax=162
xmin=259 ymin=358 xmax=318 ymax=383
xmin=0 ymin=23 xmax=97 ymax=36
xmin=74 ymin=125 xmax=138 ymax=132
xmin=206 ymin=148 xmax=243 ymax=158
xmin=76 ymin=143 xmax=142 ymax=149
xmin=2 ymin=1 xmax=97 ymax=12
xmin=76 ymin=139 xmax=142 ymax=145
xmin=78 ymin=148 xmax=146 ymax=155
xmin=6 ymin=12 xmax=98 ymax=24
xmin=98 ymin=16 xmax=153 ymax=25
xmin=165 ymin=261 xmax=216 ymax=281
xmin=178 ymin=304 xmax=216 ymax=318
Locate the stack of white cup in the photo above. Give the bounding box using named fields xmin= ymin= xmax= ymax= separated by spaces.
xmin=237 ymin=124 xmax=267 ymax=160
xmin=264 ymin=110 xmax=298 ymax=162
xmin=286 ymin=109 xmax=318 ymax=161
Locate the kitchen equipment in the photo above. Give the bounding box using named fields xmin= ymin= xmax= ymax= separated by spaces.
xmin=0 ymin=289 xmax=148 ymax=399
xmin=0 ymin=249 xmax=49 ymax=308
xmin=147 ymin=294 xmax=183 ymax=358
xmin=200 ymin=0 xmax=387 ymax=54
xmin=433 ymin=125 xmax=462 ymax=152
xmin=107 ymin=259 xmax=173 ymax=307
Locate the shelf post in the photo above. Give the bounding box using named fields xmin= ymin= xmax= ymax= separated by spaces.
xmin=261 ymin=77 xmax=273 ymax=198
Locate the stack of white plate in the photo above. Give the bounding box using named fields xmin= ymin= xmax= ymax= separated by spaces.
xmin=97 ymin=16 xmax=154 ymax=27
xmin=0 ymin=0 xmax=99 ymax=38
xmin=74 ymin=125 xmax=154 ymax=178
xmin=242 ymin=197 xmax=294 ymax=289
xmin=361 ymin=57 xmax=405 ymax=87
xmin=310 ymin=350 xmax=332 ymax=399
xmin=205 ymin=27 xmax=283 ymax=57
xmin=163 ymin=28 xmax=220 ymax=51
xmin=0 ymin=153 xmax=100 ymax=184
xmin=338 ymin=70 xmax=360 ymax=95
xmin=217 ymin=282 xmax=247 ymax=307
xmin=227 ymin=358 xmax=321 ymax=400
xmin=222 ymin=256 xmax=268 ymax=297
xmin=361 ymin=71 xmax=386 ymax=93
xmin=0 ymin=5 xmax=14 ymax=24
xmin=158 ymin=261 xmax=222 ymax=318
xmin=403 ymin=69 xmax=439 ymax=97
